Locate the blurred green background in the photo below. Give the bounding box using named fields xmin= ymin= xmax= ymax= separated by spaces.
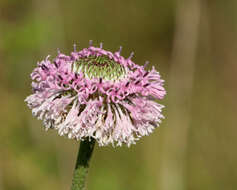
xmin=0 ymin=0 xmax=237 ymax=190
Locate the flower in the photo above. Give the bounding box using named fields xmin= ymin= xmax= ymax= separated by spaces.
xmin=25 ymin=41 xmax=166 ymax=147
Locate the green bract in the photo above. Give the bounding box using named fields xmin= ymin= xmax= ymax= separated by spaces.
xmin=72 ymin=55 xmax=126 ymax=81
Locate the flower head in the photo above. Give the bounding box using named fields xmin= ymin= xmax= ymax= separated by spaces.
xmin=25 ymin=42 xmax=166 ymax=147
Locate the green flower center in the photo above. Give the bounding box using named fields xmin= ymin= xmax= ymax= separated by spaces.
xmin=72 ymin=55 xmax=126 ymax=81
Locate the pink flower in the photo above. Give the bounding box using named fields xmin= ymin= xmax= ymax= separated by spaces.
xmin=25 ymin=42 xmax=166 ymax=147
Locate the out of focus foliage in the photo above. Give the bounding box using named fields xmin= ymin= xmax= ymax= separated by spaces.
xmin=0 ymin=0 xmax=237 ymax=190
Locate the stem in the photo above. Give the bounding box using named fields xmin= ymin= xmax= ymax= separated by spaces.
xmin=71 ymin=138 xmax=95 ymax=190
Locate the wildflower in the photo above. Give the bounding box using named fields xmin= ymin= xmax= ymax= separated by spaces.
xmin=25 ymin=42 xmax=166 ymax=147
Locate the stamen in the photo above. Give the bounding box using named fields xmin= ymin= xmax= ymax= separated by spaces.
xmin=53 ymin=61 xmax=59 ymax=68
xmin=143 ymin=71 xmax=149 ymax=77
xmin=135 ymin=80 xmax=140 ymax=85
xmin=58 ymin=75 xmax=63 ymax=80
xmin=144 ymin=61 xmax=149 ymax=68
xmin=143 ymin=83 xmax=150 ymax=87
xmin=125 ymin=82 xmax=130 ymax=87
xmin=41 ymin=65 xmax=48 ymax=71
xmin=89 ymin=40 xmax=93 ymax=47
xmin=128 ymin=52 xmax=134 ymax=59
xmin=119 ymin=46 xmax=122 ymax=54
xmin=100 ymin=43 xmax=103 ymax=49
xmin=73 ymin=43 xmax=77 ymax=52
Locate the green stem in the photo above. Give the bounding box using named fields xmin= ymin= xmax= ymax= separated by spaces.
xmin=71 ymin=138 xmax=95 ymax=190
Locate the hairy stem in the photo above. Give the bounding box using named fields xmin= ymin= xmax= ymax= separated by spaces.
xmin=71 ymin=138 xmax=95 ymax=190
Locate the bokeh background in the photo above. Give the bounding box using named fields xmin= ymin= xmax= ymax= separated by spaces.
xmin=0 ymin=0 xmax=237 ymax=190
